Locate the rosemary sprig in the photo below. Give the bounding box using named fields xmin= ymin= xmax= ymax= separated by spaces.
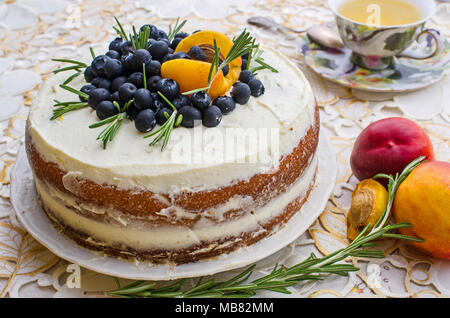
xmin=89 ymin=47 xmax=96 ymax=59
xmin=89 ymin=100 xmax=133 ymax=149
xmin=50 ymin=85 xmax=90 ymax=120
xmin=167 ymin=17 xmax=187 ymax=43
xmin=144 ymin=91 xmax=183 ymax=151
xmin=182 ymin=29 xmax=258 ymax=95
xmin=130 ymin=25 xmax=151 ymax=51
xmin=113 ymin=16 xmax=129 ymax=41
xmin=51 ymin=100 xmax=88 ymax=120
xmin=107 ymin=157 xmax=425 ymax=298
xmin=51 ymin=58 xmax=87 ymax=85
xmin=246 ymin=43 xmax=279 ymax=74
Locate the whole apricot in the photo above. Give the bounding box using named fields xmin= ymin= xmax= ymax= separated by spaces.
xmin=393 ymin=161 xmax=450 ymax=260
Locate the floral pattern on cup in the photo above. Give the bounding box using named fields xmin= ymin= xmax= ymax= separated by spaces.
xmin=300 ymin=30 xmax=450 ymax=92
xmin=328 ymin=0 xmax=439 ymax=70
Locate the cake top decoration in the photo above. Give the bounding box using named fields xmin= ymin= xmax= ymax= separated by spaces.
xmin=51 ymin=17 xmax=278 ymax=150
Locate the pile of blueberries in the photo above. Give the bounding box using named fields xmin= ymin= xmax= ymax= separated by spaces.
xmin=80 ymin=24 xmax=265 ymax=133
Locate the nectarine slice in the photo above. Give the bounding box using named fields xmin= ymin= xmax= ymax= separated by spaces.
xmin=161 ymin=31 xmax=242 ymax=99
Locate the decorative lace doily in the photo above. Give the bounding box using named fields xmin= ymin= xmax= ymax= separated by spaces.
xmin=0 ymin=0 xmax=448 ymax=298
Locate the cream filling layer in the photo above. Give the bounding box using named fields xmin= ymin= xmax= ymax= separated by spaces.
xmin=36 ymin=153 xmax=318 ymax=251
xmin=28 ymin=48 xmax=316 ymax=193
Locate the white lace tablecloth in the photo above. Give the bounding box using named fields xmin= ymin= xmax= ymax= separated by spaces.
xmin=0 ymin=0 xmax=449 ymax=298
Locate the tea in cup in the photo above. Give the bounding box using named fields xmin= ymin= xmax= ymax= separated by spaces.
xmin=328 ymin=0 xmax=441 ymax=70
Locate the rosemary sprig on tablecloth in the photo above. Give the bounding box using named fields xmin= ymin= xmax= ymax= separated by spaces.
xmin=106 ymin=157 xmax=425 ymax=298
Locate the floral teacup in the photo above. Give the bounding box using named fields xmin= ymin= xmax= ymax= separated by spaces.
xmin=328 ymin=0 xmax=442 ymax=70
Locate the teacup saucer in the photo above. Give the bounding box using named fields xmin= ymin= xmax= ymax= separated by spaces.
xmin=300 ymin=26 xmax=450 ymax=93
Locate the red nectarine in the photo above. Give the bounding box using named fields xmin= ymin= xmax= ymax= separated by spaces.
xmin=350 ymin=117 xmax=434 ymax=181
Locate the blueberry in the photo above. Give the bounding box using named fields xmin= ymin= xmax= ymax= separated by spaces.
xmin=175 ymin=32 xmax=189 ymax=39
xmin=111 ymin=76 xmax=128 ymax=92
xmin=239 ymin=70 xmax=254 ymax=84
xmin=111 ymin=91 xmax=121 ymax=104
xmin=188 ymin=46 xmax=206 ymax=61
xmin=213 ymin=96 xmax=235 ymax=115
xmin=159 ymin=38 xmax=170 ymax=46
xmin=96 ymin=100 xmax=119 ymax=120
xmin=167 ymin=47 xmax=174 ymax=54
xmin=173 ymin=51 xmax=190 ymax=60
xmin=145 ymin=60 xmax=161 ymax=77
xmin=171 ymin=94 xmax=190 ymax=110
xmin=140 ymin=24 xmax=157 ymax=34
xmin=148 ymin=40 xmax=169 ymax=61
xmin=156 ymin=78 xmax=179 ymax=100
xmin=132 ymin=49 xmax=152 ymax=71
xmin=135 ymin=109 xmax=156 ymax=133
xmin=91 ymin=77 xmax=101 ymax=86
xmin=121 ymin=52 xmax=134 ymax=71
xmin=202 ymin=105 xmax=222 ymax=127
xmin=88 ymin=88 xmax=110 ymax=110
xmin=128 ymin=72 xmax=144 ymax=88
xmin=191 ymin=92 xmax=211 ymax=111
xmin=104 ymin=59 xmax=124 ymax=79
xmin=120 ymin=40 xmax=133 ymax=55
xmin=79 ymin=84 xmax=96 ymax=102
xmin=157 ymin=29 xmax=168 ymax=40
xmin=147 ymin=75 xmax=162 ymax=91
xmin=156 ymin=107 xmax=173 ymax=125
xmin=95 ymin=78 xmax=112 ymax=90
xmin=161 ymin=53 xmax=174 ymax=63
xmin=222 ymin=65 xmax=229 ymax=76
xmin=241 ymin=59 xmax=248 ymax=71
xmin=118 ymin=83 xmax=137 ymax=104
xmin=105 ymin=50 xmax=121 ymax=60
xmin=91 ymin=55 xmax=110 ymax=77
xmin=149 ymin=26 xmax=161 ymax=40
xmin=241 ymin=52 xmax=250 ymax=60
xmin=126 ymin=102 xmax=140 ymax=120
xmin=248 ymin=79 xmax=265 ymax=97
xmin=134 ymin=88 xmax=153 ymax=110
xmin=109 ymin=37 xmax=123 ymax=52
xmin=84 ymin=66 xmax=95 ymax=83
xmin=179 ymin=105 xmax=202 ymax=128
xmin=170 ymin=37 xmax=183 ymax=50
xmin=147 ymin=38 xmax=156 ymax=48
xmin=231 ymin=82 xmax=251 ymax=105
xmin=151 ymin=93 xmax=166 ymax=112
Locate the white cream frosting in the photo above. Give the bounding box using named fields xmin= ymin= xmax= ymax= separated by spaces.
xmin=28 ymin=48 xmax=316 ymax=193
xmin=35 ymin=154 xmax=318 ymax=250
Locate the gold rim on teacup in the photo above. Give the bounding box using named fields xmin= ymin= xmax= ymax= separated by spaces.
xmin=328 ymin=0 xmax=441 ymax=70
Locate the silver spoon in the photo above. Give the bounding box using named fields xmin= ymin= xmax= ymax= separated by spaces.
xmin=247 ymin=16 xmax=344 ymax=49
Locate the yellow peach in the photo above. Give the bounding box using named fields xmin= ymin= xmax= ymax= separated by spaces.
xmin=393 ymin=161 xmax=450 ymax=260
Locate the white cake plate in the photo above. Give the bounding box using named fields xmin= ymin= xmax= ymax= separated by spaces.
xmin=10 ymin=130 xmax=336 ymax=281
